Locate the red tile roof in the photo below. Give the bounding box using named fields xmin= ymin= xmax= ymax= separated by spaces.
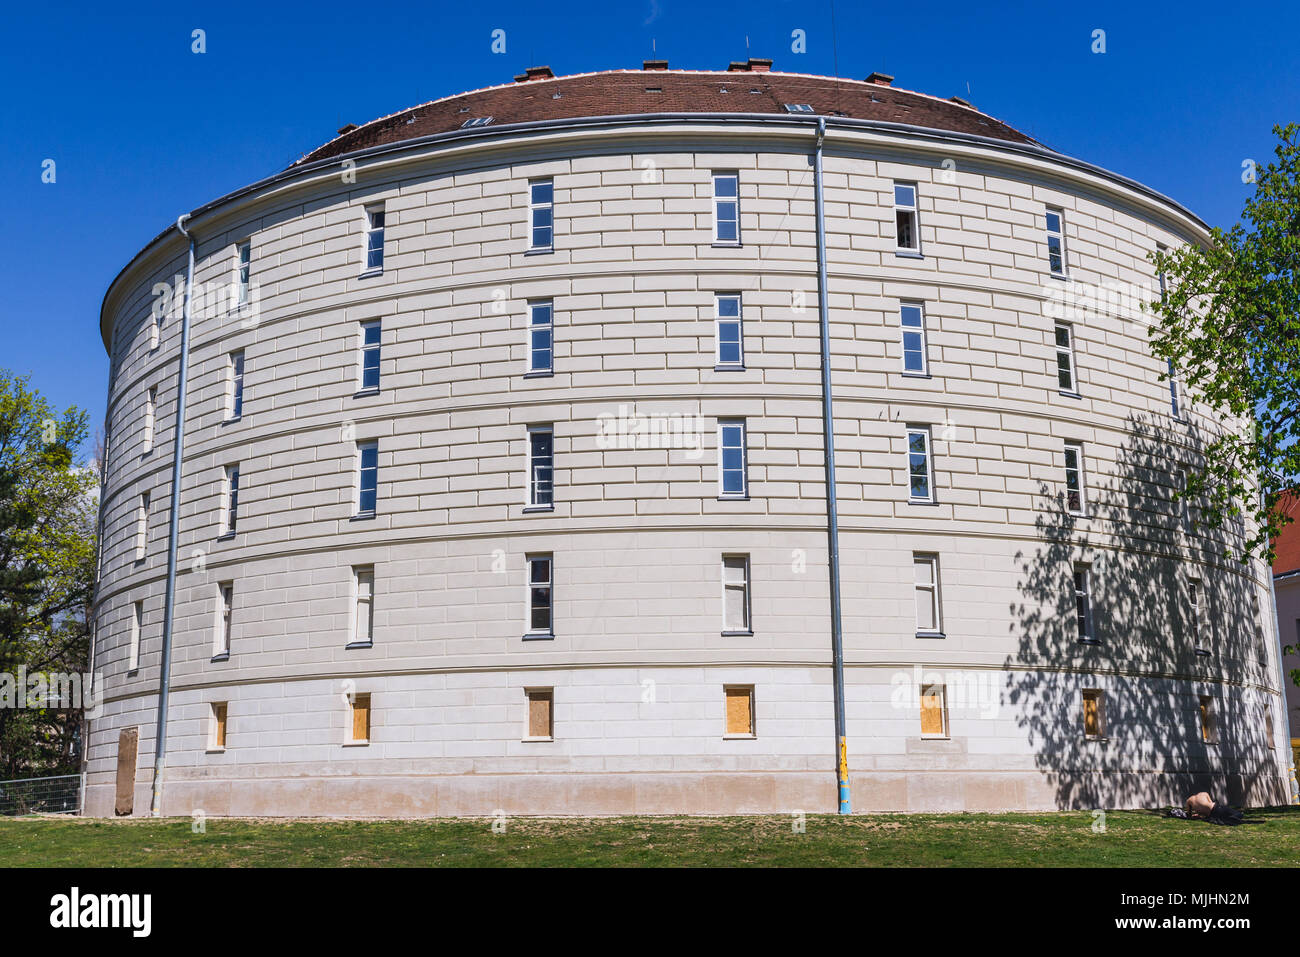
xmin=295 ymin=67 xmax=1038 ymax=166
xmin=1274 ymin=490 xmax=1300 ymax=576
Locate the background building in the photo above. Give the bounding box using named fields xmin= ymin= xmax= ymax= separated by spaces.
xmin=88 ymin=61 xmax=1293 ymax=816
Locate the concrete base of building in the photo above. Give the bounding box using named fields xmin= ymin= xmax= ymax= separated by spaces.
xmin=84 ymin=768 xmax=1290 ymax=818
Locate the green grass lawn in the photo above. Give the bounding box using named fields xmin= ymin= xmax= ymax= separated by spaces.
xmin=1 ymin=806 xmax=1298 ymax=866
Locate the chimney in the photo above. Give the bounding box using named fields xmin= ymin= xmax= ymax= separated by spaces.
xmin=643 ymin=59 xmax=668 ymax=70
xmin=513 ymin=65 xmax=555 ymax=83
xmin=337 ymin=123 xmax=358 ymax=135
xmin=865 ymin=71 xmax=894 ymax=87
xmin=728 ymin=57 xmax=773 ymax=72
xmin=948 ymin=95 xmax=974 ymax=108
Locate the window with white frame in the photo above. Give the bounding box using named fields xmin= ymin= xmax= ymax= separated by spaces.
xmin=913 ymin=554 xmax=942 ymax=636
xmin=142 ymin=387 xmax=156 ymax=455
xmin=358 ymin=320 xmax=381 ymax=393
xmin=215 ymin=582 xmax=233 ymax=658
xmin=715 ymin=293 xmax=744 ymax=369
xmin=1054 ymin=323 xmax=1077 ymax=394
xmin=906 ymin=427 xmax=934 ymax=503
xmin=529 ymin=179 xmax=554 ymax=250
xmin=1073 ymin=563 xmax=1095 ymax=642
xmin=527 ymin=300 xmax=553 ymax=374
xmin=134 ymin=492 xmax=149 ymax=562
xmin=526 ymin=425 xmax=554 ymax=510
xmin=525 ymin=554 xmax=553 ymax=637
xmin=1045 ymin=207 xmax=1067 ymax=276
xmin=351 ymin=566 xmax=374 ymax=647
xmin=712 ymin=172 xmax=739 ymax=244
xmin=356 ymin=441 xmax=378 ymax=516
xmin=129 ymin=600 xmax=142 ymax=671
xmin=1189 ymin=577 xmax=1208 ymax=656
xmin=718 ymin=419 xmax=748 ymax=499
xmin=226 ymin=350 xmax=244 ymax=420
xmin=894 ymin=182 xmax=920 ymax=252
xmin=236 ymin=240 xmax=251 ymax=305
xmin=363 ymin=206 xmax=385 ymax=272
xmin=722 ymin=554 xmax=751 ymax=634
xmin=1063 ymin=442 xmax=1086 ymax=515
xmin=920 ymin=684 xmax=948 ymax=738
xmin=221 ymin=465 xmax=239 ymax=536
xmin=900 ymin=302 xmax=928 ymax=374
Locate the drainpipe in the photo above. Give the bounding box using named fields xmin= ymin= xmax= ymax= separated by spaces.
xmin=149 ymin=215 xmax=197 ymax=817
xmin=813 ymin=116 xmax=851 ymax=814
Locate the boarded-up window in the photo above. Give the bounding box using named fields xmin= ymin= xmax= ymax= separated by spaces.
xmin=725 ymin=686 xmax=754 ymax=736
xmin=1082 ymin=690 xmax=1103 ymax=739
xmin=1199 ymin=695 xmax=1216 ymax=743
xmin=920 ymin=684 xmax=947 ymax=737
xmin=350 ymin=693 xmax=371 ymax=743
xmin=1265 ymin=707 xmax=1275 ymax=749
xmin=526 ymin=688 xmax=553 ymax=739
xmin=211 ymin=702 xmax=228 ymax=750
xmin=114 ymin=727 xmax=138 ymax=816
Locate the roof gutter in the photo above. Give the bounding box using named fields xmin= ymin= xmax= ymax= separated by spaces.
xmin=149 ymin=214 xmax=197 ymax=817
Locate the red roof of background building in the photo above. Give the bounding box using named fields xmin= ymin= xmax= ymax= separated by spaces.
xmin=1273 ymin=490 xmax=1300 ymax=576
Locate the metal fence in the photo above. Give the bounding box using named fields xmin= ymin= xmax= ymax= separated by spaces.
xmin=0 ymin=774 xmax=81 ymax=815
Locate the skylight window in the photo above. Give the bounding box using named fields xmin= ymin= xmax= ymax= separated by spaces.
xmin=461 ymin=116 xmax=494 ymax=128
xmin=784 ymin=103 xmax=815 ymax=113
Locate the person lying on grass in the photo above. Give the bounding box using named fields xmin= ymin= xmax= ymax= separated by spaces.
xmin=1166 ymin=791 xmax=1245 ymax=825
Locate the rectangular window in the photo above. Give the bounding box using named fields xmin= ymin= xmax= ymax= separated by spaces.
xmin=718 ymin=419 xmax=748 ymax=499
xmin=1046 ymin=207 xmax=1067 ymax=276
xmin=226 ymin=350 xmax=244 ymax=419
xmin=134 ymin=492 xmax=149 ymax=562
xmin=356 ymin=441 xmax=377 ymax=516
xmin=1168 ymin=359 xmax=1181 ymax=419
xmin=526 ymin=426 xmax=554 ymax=510
xmin=1265 ymin=706 xmax=1276 ymax=749
xmin=364 ymin=207 xmax=385 ymax=271
xmin=1063 ymin=442 xmax=1086 ymax=515
xmin=215 ymin=582 xmax=233 ymax=658
xmin=894 ymin=182 xmax=920 ymax=252
xmin=715 ymin=293 xmax=744 ymax=369
xmin=526 ymin=554 xmax=553 ymax=637
xmin=1189 ymin=577 xmax=1208 ymax=656
xmin=352 ymin=566 xmax=374 ymax=647
xmin=525 ymin=688 xmax=554 ymax=740
xmin=722 ymin=555 xmax=751 ymax=634
xmin=222 ymin=465 xmax=240 ymax=536
xmin=209 ymin=702 xmax=228 ymax=751
xmin=358 ymin=320 xmax=381 ymax=392
xmin=236 ymin=240 xmax=251 ymax=305
xmin=1176 ymin=469 xmax=1192 ymax=532
xmin=914 ymin=554 xmax=942 ymax=636
xmin=348 ymin=693 xmax=371 ymax=744
xmin=1054 ymin=323 xmax=1077 ymax=394
xmin=712 ymin=171 xmax=739 ymax=244
xmin=527 ymin=300 xmax=553 ymax=374
xmin=724 ymin=686 xmax=755 ymax=737
xmin=900 ymin=302 xmax=928 ymax=374
xmin=529 ymin=179 xmax=554 ymax=250
xmin=906 ymin=427 xmax=934 ymax=503
xmin=150 ymin=309 xmax=161 ymax=351
xmin=1199 ymin=695 xmax=1216 ymax=744
xmin=143 ymin=387 xmax=156 ymax=454
xmin=1073 ymin=564 xmax=1095 ymax=643
xmin=129 ymin=601 xmax=142 ymax=671
xmin=1082 ymin=689 xmax=1104 ymax=739
xmin=920 ymin=684 xmax=948 ymax=738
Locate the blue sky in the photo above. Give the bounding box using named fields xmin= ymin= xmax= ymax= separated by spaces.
xmin=3 ymin=0 xmax=1296 ymax=453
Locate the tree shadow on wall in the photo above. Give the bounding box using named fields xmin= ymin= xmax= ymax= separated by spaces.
xmin=1006 ymin=413 xmax=1280 ymax=810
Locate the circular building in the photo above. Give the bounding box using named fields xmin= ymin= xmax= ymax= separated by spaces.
xmin=88 ymin=61 xmax=1293 ymax=817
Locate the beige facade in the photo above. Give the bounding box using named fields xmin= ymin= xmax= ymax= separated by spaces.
xmin=89 ymin=108 xmax=1293 ymax=816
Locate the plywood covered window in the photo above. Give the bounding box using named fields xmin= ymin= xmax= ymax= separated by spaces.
xmin=349 ymin=693 xmax=371 ymax=744
xmin=724 ymin=686 xmax=754 ymax=737
xmin=1082 ymin=689 xmax=1104 ymax=739
xmin=210 ymin=702 xmax=228 ymax=751
xmin=525 ymin=688 xmax=553 ymax=740
xmin=1199 ymin=695 xmax=1216 ymax=744
xmin=920 ymin=684 xmax=947 ymax=738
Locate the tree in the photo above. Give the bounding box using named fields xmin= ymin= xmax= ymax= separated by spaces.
xmin=1147 ymin=123 xmax=1300 ymax=562
xmin=0 ymin=371 xmax=97 ymax=778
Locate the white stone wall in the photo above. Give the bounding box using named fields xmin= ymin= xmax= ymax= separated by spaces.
xmin=87 ymin=123 xmax=1290 ymax=816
